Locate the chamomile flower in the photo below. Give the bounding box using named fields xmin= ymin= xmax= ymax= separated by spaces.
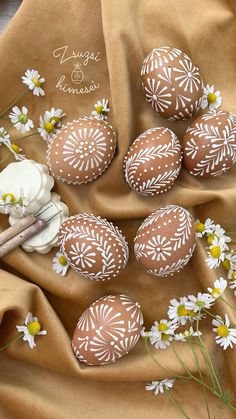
xmin=146 ymin=379 xmax=175 ymax=395
xmin=168 ymin=297 xmax=190 ymax=325
xmin=207 ymin=277 xmax=227 ymax=299
xmin=6 ymin=143 xmax=26 ymax=161
xmin=195 ymin=218 xmax=215 ymax=238
xmin=200 ymin=84 xmax=222 ymax=111
xmin=38 ymin=108 xmax=65 ymax=142
xmin=9 ymin=106 xmax=34 ymax=134
xmin=22 ymin=69 xmax=45 ymax=96
xmin=206 ymin=237 xmax=228 ymax=269
xmin=222 ymin=252 xmax=236 ymax=273
xmin=16 ymin=312 xmax=47 ymax=349
xmin=185 ymin=292 xmax=214 ymax=313
xmin=150 ymin=319 xmax=177 ymax=349
xmin=207 ymin=224 xmax=231 ymax=245
xmin=0 ymin=127 xmax=10 ymax=146
xmin=212 ymin=314 xmax=236 ymax=350
xmin=92 ymin=98 xmax=110 ymax=120
xmin=53 ymin=251 xmax=69 ymax=276
xmin=175 ymin=326 xmax=202 ymax=342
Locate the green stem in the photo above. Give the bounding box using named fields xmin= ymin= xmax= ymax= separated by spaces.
xmin=188 ymin=339 xmax=211 ymax=419
xmin=170 ymin=343 xmax=220 ymax=396
xmin=144 ymin=338 xmax=189 ymax=382
xmin=0 ymin=90 xmax=28 ymax=118
xmin=220 ymin=296 xmax=236 ymax=311
xmin=0 ymin=153 xmax=11 ymax=166
xmin=0 ymin=333 xmax=24 ymax=352
xmin=165 ymin=389 xmax=190 ymax=419
xmin=12 ymin=131 xmax=38 ymax=142
xmin=204 ymin=308 xmax=236 ymax=328
xmin=196 ymin=311 xmax=223 ymax=395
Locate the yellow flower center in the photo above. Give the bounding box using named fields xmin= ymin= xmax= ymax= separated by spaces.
xmin=210 ymin=246 xmax=221 ymax=259
xmin=189 ymin=310 xmax=196 ymax=318
xmin=207 ymin=93 xmax=217 ymax=104
xmin=211 ymin=288 xmax=221 ymax=297
xmin=11 ymin=144 xmax=21 ymax=154
xmin=222 ymin=259 xmax=231 ymax=270
xmin=161 ymin=333 xmax=170 ymax=341
xmin=231 ymin=271 xmax=236 ymax=280
xmin=95 ymin=105 xmax=103 ymax=114
xmin=44 ymin=122 xmax=55 ymax=133
xmin=32 ymin=77 xmax=41 ymax=87
xmin=217 ymin=325 xmax=229 ymax=337
xmin=158 ymin=323 xmax=168 ymax=332
xmin=58 ymin=255 xmax=68 ymax=266
xmin=19 ymin=114 xmax=28 ymax=124
xmin=177 ymin=305 xmax=188 ymax=317
xmin=2 ymin=193 xmax=16 ymax=203
xmin=27 ymin=321 xmax=41 ymax=336
xmin=50 ymin=116 xmax=59 ymax=125
xmin=195 ymin=222 xmax=205 ymax=233
xmin=207 ymin=233 xmax=215 ymax=245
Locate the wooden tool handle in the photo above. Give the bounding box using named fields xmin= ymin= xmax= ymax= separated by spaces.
xmin=0 ymin=214 xmax=38 ymax=246
xmin=0 ymin=219 xmax=47 ymax=258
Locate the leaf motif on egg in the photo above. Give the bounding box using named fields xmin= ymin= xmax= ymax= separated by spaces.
xmin=183 ymin=110 xmax=236 ymax=177
xmin=124 ymin=127 xmax=182 ymax=196
xmin=134 ymin=205 xmax=196 ymax=277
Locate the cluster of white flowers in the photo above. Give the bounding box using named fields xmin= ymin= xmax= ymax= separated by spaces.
xmin=145 ymin=218 xmax=236 ymax=398
xmin=195 ymin=218 xmax=236 ymax=283
xmin=0 ymin=69 xmax=66 ymax=165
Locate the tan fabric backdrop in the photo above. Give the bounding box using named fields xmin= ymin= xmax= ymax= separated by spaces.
xmin=0 ymin=0 xmax=236 ymax=417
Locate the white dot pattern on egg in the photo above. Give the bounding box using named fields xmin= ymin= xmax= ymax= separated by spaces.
xmin=134 ymin=205 xmax=196 ymax=277
xmin=141 ymin=46 xmax=204 ymax=121
xmin=124 ymin=127 xmax=182 ymax=195
xmin=47 ymin=117 xmax=116 ymax=185
xmin=72 ymin=294 xmax=144 ymax=366
xmin=58 ymin=213 xmax=129 ymax=281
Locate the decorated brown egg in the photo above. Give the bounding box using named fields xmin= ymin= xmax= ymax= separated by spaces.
xmin=124 ymin=127 xmax=182 ymax=195
xmin=141 ymin=46 xmax=204 ymax=121
xmin=182 ymin=110 xmax=236 ymax=177
xmin=134 ymin=205 xmax=196 ymax=277
xmin=72 ymin=294 xmax=144 ymax=365
xmin=59 ymin=213 xmax=129 ymax=281
xmin=47 ymin=117 xmax=116 ymax=184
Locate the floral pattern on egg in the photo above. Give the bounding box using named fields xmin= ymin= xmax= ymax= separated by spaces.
xmin=141 ymin=46 xmax=204 ymax=121
xmin=58 ymin=213 xmax=129 ymax=281
xmin=124 ymin=127 xmax=182 ymax=195
xmin=183 ymin=110 xmax=236 ymax=177
xmin=72 ymin=294 xmax=144 ymax=366
xmin=134 ymin=205 xmax=196 ymax=277
xmin=47 ymin=117 xmax=116 ymax=185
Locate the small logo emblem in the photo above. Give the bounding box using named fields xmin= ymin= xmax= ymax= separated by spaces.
xmin=71 ymin=63 xmax=84 ymax=84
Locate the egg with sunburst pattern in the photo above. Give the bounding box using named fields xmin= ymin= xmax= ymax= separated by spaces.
xmin=47 ymin=117 xmax=116 ymax=184
xmin=72 ymin=294 xmax=144 ymax=366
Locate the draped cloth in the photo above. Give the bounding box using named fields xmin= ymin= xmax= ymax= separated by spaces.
xmin=0 ymin=1 xmax=236 ymax=417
